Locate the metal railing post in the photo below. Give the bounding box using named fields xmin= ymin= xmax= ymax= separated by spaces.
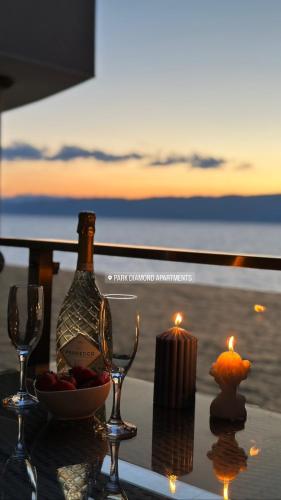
xmin=28 ymin=247 xmax=59 ymax=373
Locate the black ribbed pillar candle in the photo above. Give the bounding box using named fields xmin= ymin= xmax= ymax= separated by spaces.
xmin=154 ymin=313 xmax=198 ymax=409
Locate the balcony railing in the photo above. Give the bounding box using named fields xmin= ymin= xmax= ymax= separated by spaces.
xmin=1 ymin=236 xmax=281 ymax=372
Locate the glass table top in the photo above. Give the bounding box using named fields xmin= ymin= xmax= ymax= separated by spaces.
xmin=0 ymin=371 xmax=280 ymax=499
xmin=111 ymin=377 xmax=281 ymax=500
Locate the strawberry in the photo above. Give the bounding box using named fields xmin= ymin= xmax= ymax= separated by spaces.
xmin=59 ymin=374 xmax=77 ymax=387
xmin=97 ymin=372 xmax=110 ymax=385
xmin=71 ymin=366 xmax=98 ymax=384
xmin=78 ymin=372 xmax=110 ymax=389
xmin=78 ymin=378 xmax=101 ymax=389
xmin=54 ymin=380 xmax=76 ymax=391
xmin=36 ymin=371 xmax=58 ymax=391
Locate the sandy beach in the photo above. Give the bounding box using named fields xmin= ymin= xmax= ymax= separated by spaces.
xmin=1 ymin=265 xmax=281 ymax=413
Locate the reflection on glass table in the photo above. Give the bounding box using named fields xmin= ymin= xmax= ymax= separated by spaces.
xmin=207 ymin=419 xmax=248 ymax=500
xmin=0 ymin=371 xmax=279 ymax=499
xmin=98 ymin=438 xmax=128 ymax=500
xmin=152 ymin=405 xmax=195 ymax=490
xmin=0 ymin=409 xmax=37 ymax=500
xmin=104 ymin=378 xmax=278 ymax=499
xmin=32 ymin=411 xmax=107 ymax=499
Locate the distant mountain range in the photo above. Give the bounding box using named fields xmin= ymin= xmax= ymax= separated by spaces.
xmin=1 ymin=194 xmax=281 ymax=223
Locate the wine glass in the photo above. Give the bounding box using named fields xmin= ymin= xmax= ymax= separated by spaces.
xmin=99 ymin=294 xmax=139 ymax=440
xmin=0 ymin=409 xmax=38 ymax=499
xmin=3 ymin=284 xmax=44 ymax=409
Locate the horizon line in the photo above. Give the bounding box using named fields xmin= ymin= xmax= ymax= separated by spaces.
xmin=3 ymin=192 xmax=281 ymax=201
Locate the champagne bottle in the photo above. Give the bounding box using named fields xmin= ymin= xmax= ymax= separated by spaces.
xmin=56 ymin=212 xmax=108 ymax=373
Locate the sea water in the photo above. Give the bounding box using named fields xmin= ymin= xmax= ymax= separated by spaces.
xmin=1 ymin=214 xmax=281 ymax=292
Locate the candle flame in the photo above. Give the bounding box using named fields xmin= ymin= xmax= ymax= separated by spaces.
xmin=228 ymin=336 xmax=235 ymax=351
xmin=249 ymin=441 xmax=261 ymax=456
xmin=254 ymin=304 xmax=266 ymax=313
xmin=174 ymin=313 xmax=182 ymax=326
xmin=168 ymin=475 xmax=177 ymax=494
xmin=223 ymin=480 xmax=229 ymax=500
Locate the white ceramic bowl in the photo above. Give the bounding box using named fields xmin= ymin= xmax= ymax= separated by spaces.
xmin=35 ymin=381 xmax=111 ymax=420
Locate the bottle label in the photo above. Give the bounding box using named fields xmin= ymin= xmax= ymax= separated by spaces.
xmin=61 ymin=333 xmax=101 ymax=368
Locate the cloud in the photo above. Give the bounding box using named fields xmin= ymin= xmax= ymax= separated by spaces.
xmin=48 ymin=146 xmax=144 ymax=162
xmin=149 ymin=153 xmax=226 ymax=169
xmin=1 ymin=142 xmax=144 ymax=163
xmin=1 ymin=142 xmax=234 ymax=171
xmin=190 ymin=154 xmax=226 ymax=169
xmin=1 ymin=142 xmax=45 ymax=161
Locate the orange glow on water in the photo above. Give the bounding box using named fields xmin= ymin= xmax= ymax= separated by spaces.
xmin=249 ymin=441 xmax=261 ymax=457
xmin=254 ymin=304 xmax=266 ymax=313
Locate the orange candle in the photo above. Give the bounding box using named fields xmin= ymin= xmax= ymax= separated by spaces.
xmin=211 ymin=336 xmax=251 ymax=387
xmin=210 ymin=337 xmax=251 ymax=421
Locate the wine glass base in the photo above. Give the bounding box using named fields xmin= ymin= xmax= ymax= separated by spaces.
xmin=2 ymin=393 xmax=38 ymax=409
xmin=96 ymin=420 xmax=137 ymax=440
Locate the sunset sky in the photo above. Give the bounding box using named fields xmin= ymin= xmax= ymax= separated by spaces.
xmin=2 ymin=0 xmax=281 ymax=199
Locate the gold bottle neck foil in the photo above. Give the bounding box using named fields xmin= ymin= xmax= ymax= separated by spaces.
xmin=76 ymin=212 xmax=96 ymax=272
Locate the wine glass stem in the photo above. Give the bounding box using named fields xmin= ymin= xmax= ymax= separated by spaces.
xmin=19 ymin=354 xmax=28 ymax=394
xmin=110 ymin=375 xmax=124 ymax=424
xmin=15 ymin=414 xmax=26 ymax=457
xmin=109 ymin=439 xmax=120 ymax=485
xmin=18 ymin=414 xmax=23 ymax=443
